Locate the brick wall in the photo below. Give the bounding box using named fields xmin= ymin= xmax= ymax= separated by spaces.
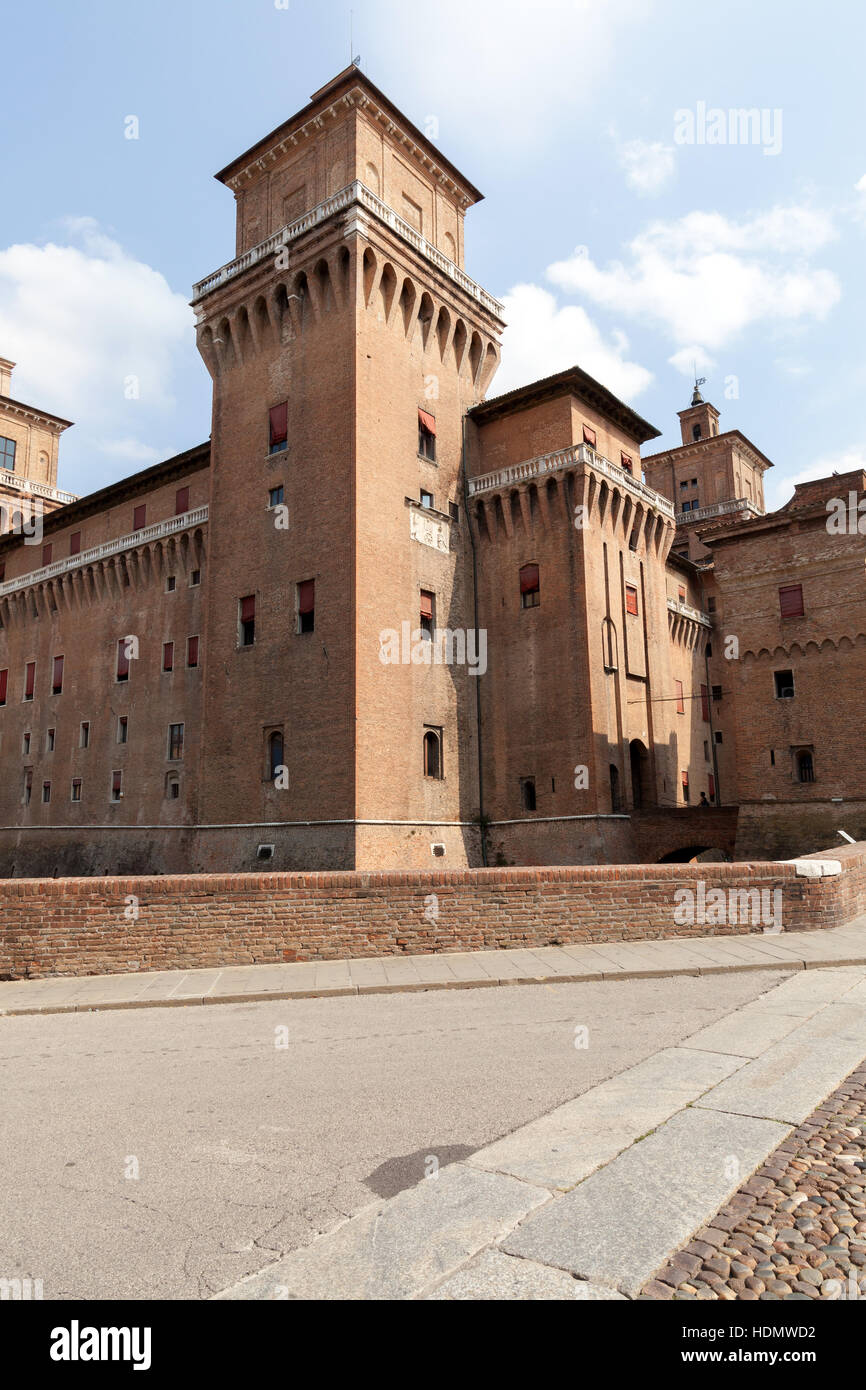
xmin=1 ymin=842 xmax=863 ymax=981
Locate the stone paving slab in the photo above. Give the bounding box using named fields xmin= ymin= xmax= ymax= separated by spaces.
xmin=425 ymin=1249 xmax=626 ymax=1300
xmin=696 ymin=1000 xmax=866 ymax=1126
xmin=467 ymin=1046 xmax=743 ymax=1191
xmin=3 ymin=917 xmax=866 ymax=1017
xmin=683 ymin=1003 xmax=807 ymax=1059
xmin=214 ymin=1163 xmax=548 ymax=1301
xmin=500 ymin=1107 xmax=787 ymax=1297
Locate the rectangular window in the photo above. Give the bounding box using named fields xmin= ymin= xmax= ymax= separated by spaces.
xmin=268 ymin=485 xmax=284 ymax=508
xmin=677 ymin=585 xmax=686 ymax=603
xmin=163 ymin=641 xmax=174 ymax=672
xmin=70 ymin=530 xmax=81 ymax=556
xmin=675 ymin=680 xmax=685 ymax=714
xmin=680 ymin=480 xmax=689 ymax=490
xmin=625 ymin=584 xmax=639 ymax=616
xmin=23 ymin=770 xmax=32 ymax=806
xmin=707 ymin=596 xmax=716 ymax=612
xmin=80 ymin=721 xmax=90 ymax=748
xmin=779 ymin=584 xmax=804 ymax=618
xmin=268 ymin=402 xmax=288 ymax=453
xmin=420 ymin=589 xmax=435 ymax=639
xmin=111 ymin=770 xmax=123 ymax=801
xmin=700 ymin=684 xmax=710 ymax=722
xmin=42 ymin=543 xmax=52 ymax=566
xmin=520 ymin=563 xmax=540 ymax=609
xmin=418 ymin=409 xmax=436 ymax=461
xmin=166 ymin=575 xmax=176 ymax=593
xmin=42 ymin=781 xmax=51 ymax=804
xmin=712 ymin=684 xmax=722 ymax=701
xmin=52 ymin=654 xmax=64 ymax=694
xmin=582 ymin=424 xmax=597 ymax=447
xmin=0 ymin=435 xmax=16 ymax=471
xmin=297 ymin=579 xmax=315 ymax=633
xmin=239 ymin=595 xmax=255 ymax=646
xmin=23 ymin=731 xmax=30 ymax=755
xmin=715 ymin=731 xmax=723 ymax=744
xmin=448 ymin=501 xmax=459 ymax=523
xmin=46 ymin=728 xmax=55 ymax=752
xmin=621 ymin=453 xmax=633 ymax=473
xmin=168 ymin=723 xmax=184 ymax=761
xmin=133 ymin=504 xmax=146 ymax=531
xmin=117 ymin=715 xmax=128 ymax=744
xmin=0 ymin=669 xmax=6 ymax=706
xmin=704 ymin=740 xmax=710 ymax=761
xmin=187 ymin=635 xmax=199 ymax=668
xmin=708 ymin=774 xmax=716 ymax=802
xmin=681 ymin=770 xmax=689 ymax=804
xmin=24 ymin=661 xmax=35 ymax=700
xmin=71 ymin=778 xmax=82 ymax=803
xmin=116 ymin=639 xmax=130 ymax=682
xmin=175 ymin=486 xmax=190 ymax=516
xmin=774 ymin=669 xmax=794 ymax=699
xmin=520 ymin=777 xmax=537 ymax=812
xmin=190 ymin=569 xmax=201 ymax=587
xmin=420 ymin=489 xmax=434 ymax=509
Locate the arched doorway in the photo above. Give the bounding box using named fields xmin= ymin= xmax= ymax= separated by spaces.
xmin=629 ymin=739 xmax=653 ymax=809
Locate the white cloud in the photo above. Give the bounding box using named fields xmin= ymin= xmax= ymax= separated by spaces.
xmin=768 ymin=446 xmax=866 ymax=510
xmin=368 ymin=0 xmax=651 ymax=152
xmin=618 ymin=139 xmax=676 ymax=196
xmin=668 ymin=345 xmax=715 ymax=377
xmin=547 ymin=205 xmax=840 ymax=353
xmin=493 ymin=283 xmax=652 ymax=399
xmin=0 ymin=219 xmax=193 ymax=484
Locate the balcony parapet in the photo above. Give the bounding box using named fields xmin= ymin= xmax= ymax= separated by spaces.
xmin=0 ymin=507 xmax=208 ymax=598
xmin=676 ymin=497 xmax=763 ymax=526
xmin=192 ymin=180 xmax=505 ymax=321
xmin=468 ymin=442 xmax=676 ymax=518
xmin=667 ymin=597 xmax=712 ymax=628
xmin=0 ymin=469 xmax=77 ymax=506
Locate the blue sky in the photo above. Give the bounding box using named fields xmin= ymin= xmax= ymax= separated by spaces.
xmin=1 ymin=0 xmax=863 ymax=507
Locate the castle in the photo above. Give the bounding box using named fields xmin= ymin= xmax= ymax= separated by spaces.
xmin=0 ymin=66 xmax=863 ymax=877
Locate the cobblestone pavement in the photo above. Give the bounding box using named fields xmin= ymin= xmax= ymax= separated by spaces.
xmin=641 ymin=1061 xmax=866 ymax=1300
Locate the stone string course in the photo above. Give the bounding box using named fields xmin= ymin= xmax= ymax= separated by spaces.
xmin=1 ymin=844 xmax=864 ymax=981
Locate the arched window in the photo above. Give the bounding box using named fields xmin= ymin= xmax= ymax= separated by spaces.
xmin=797 ymin=750 xmax=815 ymax=783
xmin=423 ymin=729 xmax=442 ymax=779
xmin=692 ymin=424 xmax=702 ymax=441
xmin=268 ymin=730 xmax=284 ymax=781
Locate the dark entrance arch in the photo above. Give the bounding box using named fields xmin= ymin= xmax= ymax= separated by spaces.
xmin=628 ymin=739 xmax=653 ymax=810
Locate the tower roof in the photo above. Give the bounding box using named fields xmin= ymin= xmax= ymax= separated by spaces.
xmin=214 ymin=66 xmax=484 ymax=206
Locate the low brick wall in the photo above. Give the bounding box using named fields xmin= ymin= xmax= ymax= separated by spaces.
xmin=1 ymin=843 xmax=864 ymax=981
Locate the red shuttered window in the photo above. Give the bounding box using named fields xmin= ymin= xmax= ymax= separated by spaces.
xmin=779 ymin=584 xmax=804 ymax=618
xmin=133 ymin=504 xmax=146 ymax=531
xmin=0 ymin=669 xmax=7 ymax=705
xmin=24 ymin=661 xmax=35 ymax=699
xmin=52 ymin=655 xmax=64 ymax=694
xmin=269 ymin=403 xmax=288 ymax=452
xmin=175 ymin=487 xmax=190 ymax=515
xmin=582 ymin=424 xmax=597 ymax=447
xmin=70 ymin=531 xmax=81 ymax=555
xmin=625 ymin=584 xmax=639 ymax=616
xmin=187 ymin=636 xmax=199 ymax=668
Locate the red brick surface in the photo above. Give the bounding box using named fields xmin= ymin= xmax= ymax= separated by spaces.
xmin=1 ymin=842 xmax=863 ymax=981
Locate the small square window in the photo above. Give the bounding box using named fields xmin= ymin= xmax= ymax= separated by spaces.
xmin=190 ymin=569 xmax=201 ymax=587
xmin=268 ymin=485 xmax=284 ymax=508
xmin=420 ymin=489 xmax=434 ymax=509
xmin=774 ymin=670 xmax=795 ymax=699
xmin=166 ymin=575 xmax=176 ymax=593
xmin=715 ymin=731 xmax=723 ymax=744
xmin=71 ymin=778 xmax=82 ymax=803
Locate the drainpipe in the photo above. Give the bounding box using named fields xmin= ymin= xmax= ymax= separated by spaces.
xmin=461 ymin=413 xmax=488 ymax=866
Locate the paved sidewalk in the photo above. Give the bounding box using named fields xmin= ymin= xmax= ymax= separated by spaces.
xmin=2 ymin=916 xmax=866 ymax=1017
xmin=214 ymin=964 xmax=866 ymax=1300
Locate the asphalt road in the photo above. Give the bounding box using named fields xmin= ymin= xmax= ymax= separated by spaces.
xmin=0 ymin=970 xmax=789 ymax=1299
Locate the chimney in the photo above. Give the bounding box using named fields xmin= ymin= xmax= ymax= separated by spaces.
xmin=0 ymin=358 xmax=14 ymax=397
